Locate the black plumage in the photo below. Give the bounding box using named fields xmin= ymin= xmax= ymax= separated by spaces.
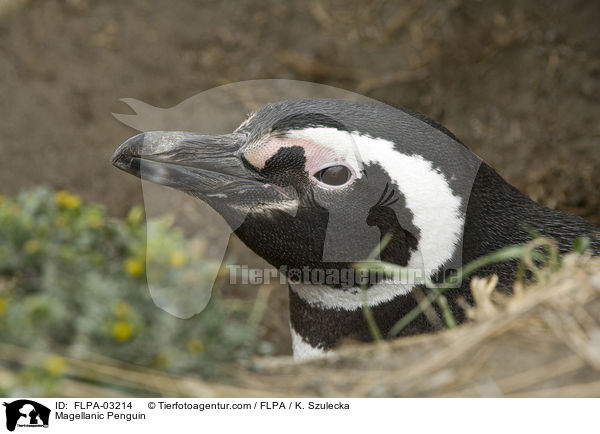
xmin=112 ymin=98 xmax=599 ymax=357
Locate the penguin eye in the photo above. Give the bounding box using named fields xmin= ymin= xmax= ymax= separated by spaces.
xmin=315 ymin=165 xmax=351 ymax=186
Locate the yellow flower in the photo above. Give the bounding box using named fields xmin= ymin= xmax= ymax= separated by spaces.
xmin=187 ymin=339 xmax=205 ymax=355
xmin=169 ymin=251 xmax=188 ymax=268
xmin=124 ymin=258 xmax=144 ymax=276
xmin=45 ymin=355 xmax=66 ymax=376
xmin=23 ymin=239 xmax=42 ymax=255
xmin=112 ymin=300 xmax=132 ymax=318
xmin=54 ymin=190 xmax=81 ymax=210
xmin=127 ymin=205 xmax=144 ymax=226
xmin=0 ymin=298 xmax=6 ymax=316
xmin=111 ymin=321 xmax=133 ymax=341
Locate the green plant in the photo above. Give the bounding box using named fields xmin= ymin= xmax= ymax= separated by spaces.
xmin=0 ymin=187 xmax=265 ymax=394
xmin=355 ymin=234 xmax=587 ymax=340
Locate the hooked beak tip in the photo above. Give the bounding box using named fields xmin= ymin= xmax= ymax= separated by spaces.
xmin=111 ymin=133 xmax=145 ymax=172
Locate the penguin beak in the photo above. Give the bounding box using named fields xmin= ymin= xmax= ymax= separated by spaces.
xmin=112 ymin=131 xmax=265 ymax=198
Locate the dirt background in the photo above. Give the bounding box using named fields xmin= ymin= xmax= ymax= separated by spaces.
xmin=1 ymin=0 xmax=599 ymax=221
xmin=1 ymin=0 xmax=599 ymax=356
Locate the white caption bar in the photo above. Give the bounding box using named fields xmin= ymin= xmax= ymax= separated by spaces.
xmin=1 ymin=398 xmax=598 ymax=433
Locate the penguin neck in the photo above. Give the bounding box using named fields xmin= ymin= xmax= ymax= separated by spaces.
xmin=288 ymin=281 xmax=440 ymax=357
xmin=462 ymin=162 xmax=599 ymax=282
xmin=289 ymin=163 xmax=600 ymax=358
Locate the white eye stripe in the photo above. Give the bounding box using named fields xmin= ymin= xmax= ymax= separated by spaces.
xmin=289 ymin=127 xmax=464 ymax=277
xmin=285 ymin=128 xmax=365 ymax=178
xmin=244 ymin=126 xmax=463 ymax=276
xmin=243 ymin=127 xmax=365 ymax=176
xmin=243 ymin=137 xmax=336 ymax=172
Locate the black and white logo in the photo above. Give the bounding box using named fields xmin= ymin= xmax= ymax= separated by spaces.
xmin=3 ymin=400 xmax=50 ymax=432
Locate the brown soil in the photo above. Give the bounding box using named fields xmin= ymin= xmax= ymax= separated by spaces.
xmin=1 ymin=0 xmax=598 ymax=221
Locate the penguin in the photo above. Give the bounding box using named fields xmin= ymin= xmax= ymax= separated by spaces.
xmin=111 ymin=98 xmax=600 ymax=360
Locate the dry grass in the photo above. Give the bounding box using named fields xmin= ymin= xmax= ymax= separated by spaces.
xmin=0 ymin=341 xmax=281 ymax=397
xmin=2 ymin=252 xmax=599 ymax=397
xmin=243 ymin=252 xmax=600 ymax=397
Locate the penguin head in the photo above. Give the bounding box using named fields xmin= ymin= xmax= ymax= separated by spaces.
xmin=112 ymin=99 xmax=481 ymax=283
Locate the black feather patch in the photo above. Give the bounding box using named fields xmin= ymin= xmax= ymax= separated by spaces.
xmin=258 ymin=145 xmax=310 ymax=190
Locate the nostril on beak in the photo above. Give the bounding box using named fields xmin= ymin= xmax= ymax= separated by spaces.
xmin=111 ymin=133 xmax=145 ymax=168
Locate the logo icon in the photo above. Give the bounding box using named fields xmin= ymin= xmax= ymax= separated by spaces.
xmin=3 ymin=400 xmax=50 ymax=432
